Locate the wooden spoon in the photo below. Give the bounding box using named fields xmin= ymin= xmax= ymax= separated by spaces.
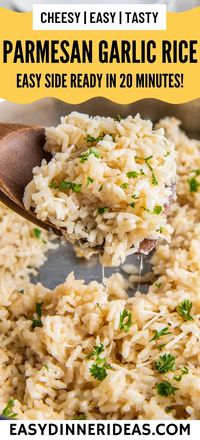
xmin=0 ymin=123 xmax=162 ymax=254
xmin=0 ymin=123 xmax=61 ymax=234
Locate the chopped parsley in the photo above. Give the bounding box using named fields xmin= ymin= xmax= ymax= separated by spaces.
xmin=2 ymin=399 xmax=17 ymax=418
xmin=97 ymin=207 xmax=109 ymax=215
xmin=86 ymin=343 xmax=104 ymax=360
xmin=80 ymin=148 xmax=101 ymax=163
xmin=156 ymin=381 xmax=178 ymax=397
xmin=132 ymin=194 xmax=139 ymax=200
xmin=182 ymin=366 xmax=189 ymax=375
xmin=33 ymin=228 xmax=42 ymax=239
xmin=176 ymin=299 xmax=194 ymax=321
xmin=60 ymin=181 xmax=82 ymax=193
xmin=50 ymin=180 xmax=82 ymax=193
xmin=192 ymin=169 xmax=200 ymax=176
xmin=173 ymin=366 xmax=189 ymax=382
xmin=31 ymin=302 xmax=43 ymax=330
xmin=155 ymin=282 xmax=162 ymax=288
xmin=154 ymin=353 xmax=176 ymax=374
xmin=43 ymin=364 xmax=49 ymax=371
xmin=142 ymin=207 xmax=150 ymax=213
xmin=99 ymin=184 xmax=103 ymax=192
xmin=86 ymin=343 xmax=113 ymax=381
xmin=119 ymin=309 xmax=132 ymax=333
xmin=74 ymin=413 xmax=87 ymax=420
xmin=96 ymin=303 xmax=101 ymax=310
xmin=49 ymin=180 xmax=59 ymax=189
xmin=86 ymin=177 xmax=94 ymax=186
xmin=120 ymin=182 xmax=129 ymax=190
xmin=90 ymin=361 xmax=113 ymax=381
xmin=188 ymin=176 xmax=200 ymax=193
xmin=33 ymin=227 xmax=47 ymax=245
xmin=109 ymin=133 xmax=115 ymax=142
xmin=151 ymin=173 xmax=159 ymax=186
xmin=116 ymin=114 xmax=122 ymax=122
xmin=156 ymin=343 xmax=166 ymax=351
xmin=129 ymin=202 xmax=135 ymax=209
xmin=165 ymin=152 xmax=170 ymax=157
xmin=142 ymin=206 xmax=163 ymax=215
xmin=136 ymin=156 xmax=158 ymax=185
xmin=126 ymin=171 xmax=139 ymax=179
xmin=153 ymin=205 xmax=162 ymax=215
xmin=150 ymin=327 xmax=171 ymax=342
xmin=85 ymin=134 xmax=105 ymax=143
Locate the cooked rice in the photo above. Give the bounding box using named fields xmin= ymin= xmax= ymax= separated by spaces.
xmin=24 ymin=113 xmax=176 ymax=266
xmin=1 ymin=117 xmax=200 ymax=420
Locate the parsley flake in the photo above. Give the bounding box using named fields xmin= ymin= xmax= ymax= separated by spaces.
xmin=192 ymin=169 xmax=200 ymax=176
xmin=156 ymin=381 xmax=178 ymax=397
xmin=50 ymin=180 xmax=82 ymax=193
xmin=74 ymin=413 xmax=87 ymax=420
xmin=126 ymin=171 xmax=139 ymax=179
xmin=90 ymin=361 xmax=113 ymax=381
xmin=86 ymin=343 xmax=104 ymax=360
xmin=120 ymin=183 xmax=129 ymax=190
xmin=43 ymin=364 xmax=49 ymax=371
xmin=2 ymin=399 xmax=17 ymax=419
xmin=49 ymin=180 xmax=59 ymax=189
xmin=137 ymin=156 xmax=158 ymax=185
xmin=188 ymin=177 xmax=200 ymax=193
xmin=173 ymin=366 xmax=189 ymax=382
xmin=85 ymin=134 xmax=105 ymax=143
xmin=151 ymin=173 xmax=158 ymax=186
xmin=31 ymin=302 xmax=43 ymax=330
xmin=86 ymin=177 xmax=94 ymax=186
xmin=33 ymin=228 xmax=42 ymax=239
xmin=86 ymin=343 xmax=113 ymax=381
xmin=119 ymin=309 xmax=132 ymax=333
xmin=156 ymin=344 xmax=166 ymax=351
xmin=97 ymin=207 xmax=109 ymax=215
xmin=150 ymin=327 xmax=171 ymax=342
xmin=176 ymin=300 xmax=194 ymax=321
xmin=60 ymin=181 xmax=82 ymax=193
xmin=153 ymin=205 xmax=162 ymax=215
xmin=154 ymin=353 xmax=176 ymax=374
xmin=80 ymin=148 xmax=101 ymax=163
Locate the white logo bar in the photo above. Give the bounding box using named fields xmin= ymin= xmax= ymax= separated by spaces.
xmin=0 ymin=419 xmax=194 ymax=440
xmin=33 ymin=4 xmax=166 ymax=30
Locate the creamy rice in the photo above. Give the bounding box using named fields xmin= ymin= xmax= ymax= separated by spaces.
xmin=0 ymin=117 xmax=200 ymax=420
xmin=24 ymin=113 xmax=176 ymax=266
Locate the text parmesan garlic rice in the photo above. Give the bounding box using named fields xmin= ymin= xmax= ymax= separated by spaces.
xmin=0 ymin=117 xmax=200 ymax=420
xmin=24 ymin=113 xmax=176 ymax=266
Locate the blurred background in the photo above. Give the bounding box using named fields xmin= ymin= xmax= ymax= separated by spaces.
xmin=0 ymin=0 xmax=200 ymax=12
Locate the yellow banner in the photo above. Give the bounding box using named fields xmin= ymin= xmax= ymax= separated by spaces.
xmin=0 ymin=7 xmax=199 ymax=104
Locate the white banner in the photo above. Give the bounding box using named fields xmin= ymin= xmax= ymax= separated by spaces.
xmin=0 ymin=419 xmax=195 ymax=439
xmin=33 ymin=4 xmax=167 ymax=30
